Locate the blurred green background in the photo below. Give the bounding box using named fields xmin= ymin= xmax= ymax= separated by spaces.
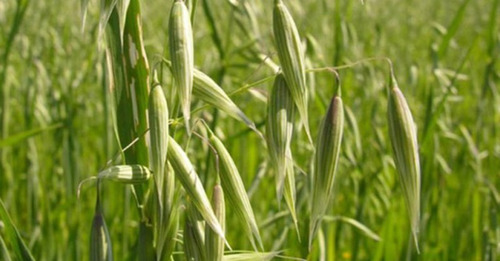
xmin=0 ymin=0 xmax=498 ymax=260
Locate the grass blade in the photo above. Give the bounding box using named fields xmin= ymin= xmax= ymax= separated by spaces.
xmin=222 ymin=251 xmax=279 ymax=261
xmin=99 ymin=0 xmax=118 ymax=44
xmin=0 ymin=199 xmax=35 ymax=261
xmin=0 ymin=236 xmax=12 ymax=261
xmin=116 ymin=0 xmax=131 ymax=40
xmin=323 ymin=215 xmax=381 ymax=242
xmin=0 ymin=123 xmax=62 ymax=148
xmin=122 ymin=0 xmax=150 ymax=168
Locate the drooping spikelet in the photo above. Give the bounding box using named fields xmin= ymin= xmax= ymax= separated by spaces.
xmin=192 ymin=68 xmax=259 ymax=135
xmin=205 ymin=184 xmax=225 ymax=261
xmin=90 ymin=186 xmax=113 ymax=261
xmin=266 ymin=73 xmax=295 ymax=202
xmin=169 ymin=0 xmax=194 ymax=132
xmin=206 ymin=126 xmax=263 ymax=250
xmin=387 ymin=73 xmax=421 ymax=251
xmin=266 ymin=73 xmax=298 ymax=229
xmin=273 ymin=0 xmax=312 ymax=142
xmin=148 ymin=82 xmax=169 ymax=195
xmin=309 ymin=89 xmax=344 ymax=248
xmin=184 ymin=201 xmax=206 ymax=261
xmin=97 ymin=165 xmax=151 ymax=184
xmin=167 ymin=136 xmax=225 ymax=240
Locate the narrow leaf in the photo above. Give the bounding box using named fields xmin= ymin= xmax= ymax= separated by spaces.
xmin=0 ymin=200 xmax=35 ymax=261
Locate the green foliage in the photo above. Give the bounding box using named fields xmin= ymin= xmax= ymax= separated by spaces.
xmin=0 ymin=0 xmax=498 ymax=260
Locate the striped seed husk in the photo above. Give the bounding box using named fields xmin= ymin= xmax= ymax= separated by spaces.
xmin=273 ymin=0 xmax=312 ymax=142
xmin=205 ymin=184 xmax=225 ymax=261
xmin=184 ymin=202 xmax=206 ymax=261
xmin=309 ymin=93 xmax=344 ymax=248
xmin=97 ymin=165 xmax=151 ymax=184
xmin=90 ymin=194 xmax=113 ymax=261
xmin=192 ymin=68 xmax=259 ymax=135
xmin=166 ymin=136 xmax=225 ymax=240
xmin=283 ymin=153 xmax=298 ymax=233
xmin=387 ymin=75 xmax=421 ymax=250
xmin=148 ymin=83 xmax=169 ymax=198
xmin=169 ymin=0 xmax=194 ymax=132
xmin=207 ymin=129 xmax=263 ymax=250
xmin=156 ymin=163 xmax=179 ymax=260
xmin=266 ymin=73 xmax=298 ymax=227
xmin=147 ymin=82 xmax=168 ymax=261
xmin=266 ymin=73 xmax=295 ymax=201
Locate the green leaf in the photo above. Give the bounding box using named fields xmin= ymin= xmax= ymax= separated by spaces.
xmin=0 ymin=123 xmax=62 ymax=148
xmin=323 ymin=216 xmax=381 ymax=242
xmin=0 ymin=199 xmax=35 ymax=261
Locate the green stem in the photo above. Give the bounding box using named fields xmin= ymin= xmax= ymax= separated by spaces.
xmin=0 ymin=0 xmax=30 ymax=188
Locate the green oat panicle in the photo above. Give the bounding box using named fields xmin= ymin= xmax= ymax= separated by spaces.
xmin=166 ymin=136 xmax=225 ymax=240
xmin=387 ymin=73 xmax=421 ymax=251
xmin=97 ymin=165 xmax=152 ymax=184
xmin=206 ymin=126 xmax=263 ymax=251
xmin=309 ymin=89 xmax=344 ymax=249
xmin=205 ymin=184 xmax=225 ymax=261
xmin=266 ymin=73 xmax=298 ymax=229
xmin=169 ymin=0 xmax=194 ymax=132
xmin=162 ymin=59 xmax=261 ymax=136
xmin=273 ymin=0 xmax=312 ymax=143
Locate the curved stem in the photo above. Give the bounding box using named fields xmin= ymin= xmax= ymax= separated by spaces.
xmin=194 ymin=120 xmax=221 ymax=185
xmin=77 ymin=176 xmax=98 ymax=199
xmin=306 ymin=57 xmax=393 ymax=73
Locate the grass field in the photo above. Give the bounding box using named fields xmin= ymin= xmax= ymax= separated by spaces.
xmin=0 ymin=0 xmax=499 ymax=260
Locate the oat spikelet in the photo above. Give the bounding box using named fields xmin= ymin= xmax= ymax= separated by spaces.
xmin=387 ymin=74 xmax=421 ymax=251
xmin=167 ymin=136 xmax=225 ymax=240
xmin=205 ymin=185 xmax=225 ymax=261
xmin=206 ymin=127 xmax=263 ymax=250
xmin=273 ymin=0 xmax=312 ymax=143
xmin=309 ymin=90 xmax=344 ymax=248
xmin=148 ymin=82 xmax=169 ymax=196
xmin=97 ymin=165 xmax=151 ymax=184
xmin=169 ymin=0 xmax=194 ymax=132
